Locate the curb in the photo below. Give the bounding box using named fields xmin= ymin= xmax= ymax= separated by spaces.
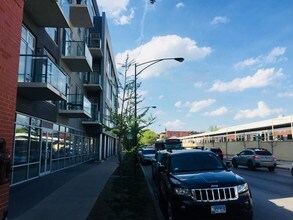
xmin=140 ymin=164 xmax=165 ymax=220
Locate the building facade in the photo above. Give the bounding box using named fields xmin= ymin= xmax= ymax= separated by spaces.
xmin=1 ymin=0 xmax=119 ymax=218
xmin=14 ymin=0 xmax=118 ymax=184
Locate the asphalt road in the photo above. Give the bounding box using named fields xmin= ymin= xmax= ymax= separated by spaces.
xmin=142 ymin=164 xmax=293 ymax=220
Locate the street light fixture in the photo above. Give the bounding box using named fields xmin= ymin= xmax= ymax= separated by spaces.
xmin=133 ymin=57 xmax=184 ymax=146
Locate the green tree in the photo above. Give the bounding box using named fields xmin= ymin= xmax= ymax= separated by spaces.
xmin=140 ymin=129 xmax=158 ymax=146
xmin=104 ymin=55 xmax=156 ymax=156
xmin=209 ymin=125 xmax=221 ymax=132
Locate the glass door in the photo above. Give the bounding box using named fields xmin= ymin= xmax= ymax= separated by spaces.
xmin=40 ymin=129 xmax=53 ymax=175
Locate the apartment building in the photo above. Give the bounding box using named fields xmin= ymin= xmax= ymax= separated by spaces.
xmin=1 ymin=0 xmax=118 ymax=218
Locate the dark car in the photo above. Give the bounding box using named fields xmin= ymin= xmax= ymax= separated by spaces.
xmin=151 ymin=150 xmax=166 ymax=184
xmin=140 ymin=148 xmax=156 ymax=165
xmin=232 ymin=148 xmax=276 ymax=171
xmin=208 ymin=147 xmax=224 ymax=160
xmin=158 ymin=150 xmax=253 ymax=220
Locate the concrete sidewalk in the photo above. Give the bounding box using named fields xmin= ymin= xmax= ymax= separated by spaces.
xmin=8 ymin=156 xmax=118 ymax=220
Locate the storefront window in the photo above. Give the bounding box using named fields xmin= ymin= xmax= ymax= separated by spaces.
xmin=14 ymin=124 xmax=29 ymax=165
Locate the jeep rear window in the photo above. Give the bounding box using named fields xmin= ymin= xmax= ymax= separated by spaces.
xmin=170 ymin=153 xmax=225 ymax=173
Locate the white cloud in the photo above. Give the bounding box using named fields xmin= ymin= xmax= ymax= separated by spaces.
xmin=209 ymin=68 xmax=283 ymax=92
xmin=164 ymin=119 xmax=185 ymax=130
xmin=175 ymin=101 xmax=182 ymax=108
xmin=211 ymin=16 xmax=230 ymax=25
xmin=175 ymin=101 xmax=190 ymax=108
xmin=234 ymin=101 xmax=283 ymax=120
xmin=115 ymin=35 xmax=212 ymax=79
xmin=159 ymin=95 xmax=164 ymax=100
xmin=176 ymin=3 xmax=184 ymax=8
xmin=96 ymin=0 xmax=134 ymax=25
xmin=234 ymin=47 xmax=287 ymax=70
xmin=189 ymin=99 xmax=215 ymax=113
xmin=204 ymin=106 xmax=228 ymax=116
xmin=277 ymin=92 xmax=293 ymax=97
xmin=194 ymin=81 xmax=204 ymax=88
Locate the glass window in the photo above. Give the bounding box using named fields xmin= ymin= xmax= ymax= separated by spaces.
xmin=45 ymin=27 xmax=58 ymax=44
xmin=12 ymin=166 xmax=28 ymax=184
xmin=16 ymin=113 xmax=30 ymax=125
xmin=30 ymin=126 xmax=41 ymax=163
xmin=14 ymin=124 xmax=29 ymax=165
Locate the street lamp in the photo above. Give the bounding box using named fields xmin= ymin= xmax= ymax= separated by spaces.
xmin=134 ymin=57 xmax=184 ymax=146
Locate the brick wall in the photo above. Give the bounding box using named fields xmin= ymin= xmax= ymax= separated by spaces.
xmin=0 ymin=0 xmax=24 ymax=218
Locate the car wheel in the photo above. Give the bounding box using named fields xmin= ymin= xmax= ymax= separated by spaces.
xmin=232 ymin=159 xmax=238 ymax=168
xmin=247 ymin=160 xmax=254 ymax=170
xmin=268 ymin=166 xmax=275 ymax=172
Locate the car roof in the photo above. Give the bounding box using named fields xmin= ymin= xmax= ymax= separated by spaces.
xmin=166 ymin=149 xmax=210 ymax=156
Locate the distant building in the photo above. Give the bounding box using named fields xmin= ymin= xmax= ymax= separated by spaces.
xmin=158 ymin=130 xmax=201 ymax=140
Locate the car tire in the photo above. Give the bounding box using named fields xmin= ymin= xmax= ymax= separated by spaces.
xmin=291 ymin=168 xmax=293 ymax=176
xmin=268 ymin=166 xmax=275 ymax=172
xmin=232 ymin=159 xmax=238 ymax=168
xmin=247 ymin=160 xmax=254 ymax=170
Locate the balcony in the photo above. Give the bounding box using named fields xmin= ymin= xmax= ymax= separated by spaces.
xmin=18 ymin=55 xmax=67 ymax=101
xmin=82 ymin=104 xmax=102 ymax=128
xmin=83 ymin=72 xmax=102 ymax=94
xmin=24 ymin=0 xmax=70 ymax=27
xmin=61 ymin=41 xmax=93 ymax=72
xmin=88 ymin=33 xmax=103 ymax=57
xmin=69 ymin=0 xmax=94 ymax=28
xmin=59 ymin=94 xmax=91 ymax=118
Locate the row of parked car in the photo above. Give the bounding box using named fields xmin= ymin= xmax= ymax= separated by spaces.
xmin=148 ymin=148 xmax=253 ymax=220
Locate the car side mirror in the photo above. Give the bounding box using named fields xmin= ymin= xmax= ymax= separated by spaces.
xmin=226 ymin=161 xmax=232 ymax=169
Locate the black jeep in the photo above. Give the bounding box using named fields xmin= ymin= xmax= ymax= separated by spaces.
xmin=158 ymin=150 xmax=253 ymax=220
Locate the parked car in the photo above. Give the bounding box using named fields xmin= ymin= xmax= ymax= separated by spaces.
xmin=232 ymin=148 xmax=276 ymax=171
xmin=291 ymin=163 xmax=293 ymax=176
xmin=140 ymin=148 xmax=156 ymax=165
xmin=207 ymin=147 xmax=224 ymax=160
xmin=158 ymin=150 xmax=253 ymax=220
xmin=151 ymin=150 xmax=166 ymax=184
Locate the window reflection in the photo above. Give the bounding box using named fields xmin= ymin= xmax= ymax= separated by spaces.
xmin=14 ymin=124 xmax=29 ymax=165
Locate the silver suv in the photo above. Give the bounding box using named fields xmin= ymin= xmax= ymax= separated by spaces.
xmin=232 ymin=148 xmax=276 ymax=171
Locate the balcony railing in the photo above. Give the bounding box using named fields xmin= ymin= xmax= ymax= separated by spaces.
xmin=83 ymin=104 xmax=101 ymax=123
xmin=59 ymin=94 xmax=91 ymax=118
xmin=24 ymin=0 xmax=70 ymax=27
xmin=83 ymin=72 xmax=102 ymax=94
xmin=87 ymin=33 xmax=103 ymax=57
xmin=18 ymin=55 xmax=67 ymax=100
xmin=69 ymin=0 xmax=94 ymax=27
xmin=61 ymin=41 xmax=93 ymax=72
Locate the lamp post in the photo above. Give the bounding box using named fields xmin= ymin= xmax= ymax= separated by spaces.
xmin=133 ymin=57 xmax=184 ymax=146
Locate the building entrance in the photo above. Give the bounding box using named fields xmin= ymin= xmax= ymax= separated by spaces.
xmin=40 ymin=129 xmax=53 ymax=175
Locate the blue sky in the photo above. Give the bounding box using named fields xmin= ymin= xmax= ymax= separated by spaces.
xmin=96 ymin=0 xmax=293 ymax=133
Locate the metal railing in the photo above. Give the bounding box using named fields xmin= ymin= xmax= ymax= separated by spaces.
xmin=87 ymin=33 xmax=101 ymax=49
xmin=60 ymin=94 xmax=91 ymax=115
xmin=62 ymin=40 xmax=92 ymax=66
xmin=83 ymin=72 xmax=101 ymax=84
xmin=83 ymin=104 xmax=101 ymax=122
xmin=18 ymin=55 xmax=67 ymax=95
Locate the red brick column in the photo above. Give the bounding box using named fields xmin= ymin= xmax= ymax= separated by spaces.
xmin=0 ymin=0 xmax=24 ymax=218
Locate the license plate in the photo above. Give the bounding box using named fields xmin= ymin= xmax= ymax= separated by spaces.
xmin=211 ymin=205 xmax=226 ymax=214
